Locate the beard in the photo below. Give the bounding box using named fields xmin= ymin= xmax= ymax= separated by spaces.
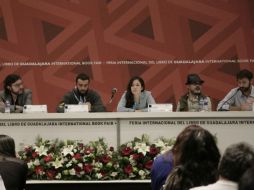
xmin=240 ymin=83 xmax=251 ymax=93
xmin=190 ymin=87 xmax=201 ymax=96
xmin=11 ymin=89 xmax=24 ymax=96
xmin=192 ymin=92 xmax=201 ymax=96
xmin=77 ymin=88 xmax=87 ymax=95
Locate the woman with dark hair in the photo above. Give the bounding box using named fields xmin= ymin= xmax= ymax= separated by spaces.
xmin=0 ymin=135 xmax=28 ymax=190
xmin=117 ymin=76 xmax=155 ymax=112
xmin=162 ymin=125 xmax=220 ymax=190
xmin=152 ymin=125 xmax=200 ymax=190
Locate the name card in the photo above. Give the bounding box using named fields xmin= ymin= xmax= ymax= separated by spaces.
xmin=64 ymin=104 xmax=89 ymax=113
xmin=23 ymin=105 xmax=47 ymax=113
xmin=148 ymin=104 xmax=173 ymax=112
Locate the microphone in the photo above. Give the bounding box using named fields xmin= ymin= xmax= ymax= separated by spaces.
xmin=109 ymin=88 xmax=117 ymax=103
xmin=218 ymin=88 xmax=240 ymax=111
xmin=0 ymin=96 xmax=6 ymax=103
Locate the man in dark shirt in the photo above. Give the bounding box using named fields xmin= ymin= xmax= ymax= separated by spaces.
xmin=57 ymin=73 xmax=106 ymax=112
xmin=0 ymin=74 xmax=32 ymax=113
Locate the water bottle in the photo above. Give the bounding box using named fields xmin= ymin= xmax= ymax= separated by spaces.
xmin=133 ymin=102 xmax=137 ymax=110
xmin=79 ymin=96 xmax=86 ymax=105
xmin=198 ymin=98 xmax=205 ymax=112
xmin=199 ymin=97 xmax=208 ymax=112
xmin=203 ymin=98 xmax=209 ymax=111
xmin=5 ymin=100 xmax=11 ymax=113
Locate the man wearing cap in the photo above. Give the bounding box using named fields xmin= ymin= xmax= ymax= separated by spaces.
xmin=176 ymin=74 xmax=212 ymax=112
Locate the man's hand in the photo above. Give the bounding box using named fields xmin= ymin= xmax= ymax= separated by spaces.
xmin=240 ymin=103 xmax=252 ymax=111
xmin=15 ymin=105 xmax=23 ymax=113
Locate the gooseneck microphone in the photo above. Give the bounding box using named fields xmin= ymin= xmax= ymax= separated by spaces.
xmin=109 ymin=88 xmax=117 ymax=103
xmin=0 ymin=97 xmax=6 ymax=103
xmin=218 ymin=88 xmax=240 ymax=111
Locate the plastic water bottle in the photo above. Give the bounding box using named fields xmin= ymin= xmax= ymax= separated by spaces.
xmin=203 ymin=98 xmax=209 ymax=111
xmin=5 ymin=100 xmax=11 ymax=113
xmin=79 ymin=96 xmax=86 ymax=105
xmin=199 ymin=97 xmax=209 ymax=112
xmin=198 ymin=98 xmax=204 ymax=112
xmin=133 ymin=102 xmax=137 ymax=110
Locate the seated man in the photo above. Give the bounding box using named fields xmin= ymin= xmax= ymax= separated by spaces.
xmin=217 ymin=69 xmax=254 ymax=111
xmin=0 ymin=74 xmax=32 ymax=113
xmin=57 ymin=73 xmax=106 ymax=112
xmin=176 ymin=74 xmax=212 ymax=111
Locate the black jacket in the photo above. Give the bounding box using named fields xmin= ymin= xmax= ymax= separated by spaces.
xmin=0 ymin=156 xmax=28 ymax=190
xmin=56 ymin=88 xmax=106 ymax=112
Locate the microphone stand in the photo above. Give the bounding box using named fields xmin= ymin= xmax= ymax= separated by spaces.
xmin=218 ymin=88 xmax=240 ymax=111
xmin=109 ymin=88 xmax=117 ymax=104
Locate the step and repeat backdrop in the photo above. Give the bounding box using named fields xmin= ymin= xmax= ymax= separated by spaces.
xmin=0 ymin=0 xmax=254 ymax=112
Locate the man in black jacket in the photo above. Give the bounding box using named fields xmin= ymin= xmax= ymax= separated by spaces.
xmin=57 ymin=73 xmax=106 ymax=112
